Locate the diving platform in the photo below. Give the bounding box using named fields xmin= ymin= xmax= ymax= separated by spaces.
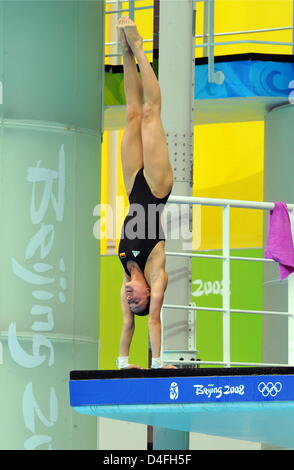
xmin=70 ymin=367 xmax=294 ymax=449
xmin=104 ymin=52 xmax=294 ymax=128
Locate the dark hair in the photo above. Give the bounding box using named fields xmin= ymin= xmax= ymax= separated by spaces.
xmin=133 ymin=296 xmax=150 ymax=317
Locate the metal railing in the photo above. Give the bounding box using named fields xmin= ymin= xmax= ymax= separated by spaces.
xmin=104 ymin=0 xmax=294 ymax=76
xmin=162 ymin=195 xmax=294 ymax=368
xmin=105 ymin=0 xmax=154 ymax=58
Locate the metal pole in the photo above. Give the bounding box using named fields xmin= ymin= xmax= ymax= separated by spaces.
xmin=129 ymin=0 xmax=135 ymax=20
xmin=154 ymin=0 xmax=196 ymax=451
xmin=204 ymin=0 xmax=224 ymax=84
xmin=197 ymin=25 xmax=293 ymax=38
xmin=288 ymin=274 xmax=294 ymax=364
xmin=207 ymin=0 xmax=215 ymax=83
xmin=106 ymin=1 xmax=120 ymax=253
xmin=288 ymin=209 xmax=294 ymax=364
xmin=159 ymin=0 xmax=195 ymax=362
xmin=222 ymin=205 xmax=231 ymax=367
xmin=168 ymin=194 xmax=294 ymax=211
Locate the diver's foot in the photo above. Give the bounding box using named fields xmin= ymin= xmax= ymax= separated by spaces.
xmin=116 ymin=17 xmax=132 ymax=54
xmin=123 ymin=16 xmax=143 ymax=53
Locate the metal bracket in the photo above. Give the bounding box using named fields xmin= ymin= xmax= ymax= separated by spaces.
xmin=188 ymin=301 xmax=197 ymax=351
xmin=163 ymin=349 xmax=199 ymax=367
xmin=163 ymin=302 xmax=199 ymax=367
xmin=166 ymin=132 xmax=194 ymax=183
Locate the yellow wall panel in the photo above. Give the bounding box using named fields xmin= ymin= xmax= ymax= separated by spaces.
xmin=193 ymin=121 xmax=264 ymax=250
xmin=100 ymin=130 xmax=129 ymax=254
xmin=214 ymin=0 xmax=292 ymax=56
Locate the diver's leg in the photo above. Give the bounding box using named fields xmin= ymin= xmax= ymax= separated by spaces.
xmin=117 ymin=17 xmax=144 ymax=194
xmin=123 ymin=18 xmax=173 ymax=197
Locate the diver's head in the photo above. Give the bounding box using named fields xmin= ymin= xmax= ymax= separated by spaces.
xmin=125 ymin=279 xmax=151 ymax=316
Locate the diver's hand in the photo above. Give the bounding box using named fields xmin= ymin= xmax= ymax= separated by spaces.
xmin=122 ymin=364 xmax=143 ymax=369
xmin=160 ymin=365 xmax=177 ymax=369
xmin=148 ymin=364 xmax=178 ymax=369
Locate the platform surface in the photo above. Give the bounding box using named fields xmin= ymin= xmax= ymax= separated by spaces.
xmin=69 ymin=367 xmax=294 ymax=448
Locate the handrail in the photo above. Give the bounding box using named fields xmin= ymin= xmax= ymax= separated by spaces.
xmin=106 ymin=27 xmax=292 ymax=48
xmin=105 ymin=39 xmax=294 ymax=57
xmin=197 ymin=39 xmax=294 ymax=48
xmin=105 ymin=0 xmax=150 ymax=3
xmin=106 ymin=39 xmax=152 ymax=47
xmin=162 ymin=195 xmax=294 ymax=368
xmin=165 ymin=251 xmax=275 ymax=263
xmin=106 ymin=28 xmax=292 ymax=48
xmin=164 ymin=303 xmax=293 ymax=317
xmin=104 ymin=1 xmax=293 ymax=60
xmin=168 ymin=194 xmax=294 ymax=211
xmin=197 ymin=26 xmax=293 ymax=38
xmin=105 ymin=5 xmax=153 ymax=15
xmin=105 ymin=50 xmax=153 ymax=58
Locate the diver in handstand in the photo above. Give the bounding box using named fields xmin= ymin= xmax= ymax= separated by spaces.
xmin=116 ymin=17 xmax=175 ymax=370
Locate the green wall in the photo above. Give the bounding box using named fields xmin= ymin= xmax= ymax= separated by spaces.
xmin=192 ymin=249 xmax=263 ymax=366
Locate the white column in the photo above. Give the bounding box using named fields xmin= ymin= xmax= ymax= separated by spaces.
xmin=159 ymin=0 xmax=195 ymax=365
xmin=222 ymin=205 xmax=231 ymax=367
xmin=154 ymin=0 xmax=196 ymax=451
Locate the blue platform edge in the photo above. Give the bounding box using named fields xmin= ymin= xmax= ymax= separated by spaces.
xmin=70 ymin=373 xmax=294 ymax=447
xmin=69 ymin=374 xmax=294 ymax=407
xmin=73 ymin=401 xmax=294 ymax=449
xmin=195 ymin=59 xmax=294 ymax=100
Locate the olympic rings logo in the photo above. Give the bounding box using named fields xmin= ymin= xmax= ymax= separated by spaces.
xmin=257 ymin=381 xmax=282 ymax=397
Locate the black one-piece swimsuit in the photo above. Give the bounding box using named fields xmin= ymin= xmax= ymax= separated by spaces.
xmin=118 ymin=168 xmax=171 ymax=278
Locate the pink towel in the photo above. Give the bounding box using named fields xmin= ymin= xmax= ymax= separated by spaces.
xmin=265 ymin=201 xmax=294 ymax=280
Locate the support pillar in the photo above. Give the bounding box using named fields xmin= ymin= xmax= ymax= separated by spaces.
xmin=154 ymin=0 xmax=196 ymax=450
xmin=263 ymin=104 xmax=294 ymax=366
xmin=0 ymin=0 xmax=103 ymax=450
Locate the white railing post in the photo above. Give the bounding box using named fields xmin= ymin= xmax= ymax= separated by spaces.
xmin=207 ymin=0 xmax=215 ymax=83
xmin=288 ymin=208 xmax=294 ymax=364
xmin=222 ymin=205 xmax=231 ymax=367
xmin=287 ymin=208 xmax=294 ymax=365
xmin=204 ymin=0 xmax=225 ymax=84
xmin=288 ymin=273 xmax=294 ymax=364
xmin=129 ymin=0 xmax=135 ymax=20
